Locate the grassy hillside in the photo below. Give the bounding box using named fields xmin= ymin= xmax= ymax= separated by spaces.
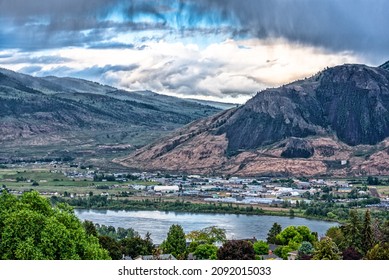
xmin=0 ymin=68 xmax=223 ymax=167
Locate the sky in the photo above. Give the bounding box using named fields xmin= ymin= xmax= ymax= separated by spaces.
xmin=0 ymin=0 xmax=388 ymax=103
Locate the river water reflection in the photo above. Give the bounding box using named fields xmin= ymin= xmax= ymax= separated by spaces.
xmin=75 ymin=209 xmax=339 ymax=244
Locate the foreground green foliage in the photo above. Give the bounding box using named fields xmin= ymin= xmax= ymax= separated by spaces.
xmin=297 ymin=241 xmax=314 ymax=259
xmin=324 ymin=209 xmax=389 ymax=259
xmin=253 ymin=240 xmax=269 ymax=255
xmin=313 ymin=237 xmax=341 ymax=260
xmin=81 ymin=221 xmax=153 ymax=260
xmin=273 ymin=225 xmax=318 ymax=259
xmin=0 ymin=191 xmax=110 ymax=260
xmin=186 ymin=226 xmax=226 ymax=259
xmin=217 ymin=240 xmax=255 ymax=260
xmin=186 ymin=226 xmax=227 ymax=244
xmin=193 ymin=244 xmax=218 ymax=260
xmin=160 ymin=224 xmax=188 ymax=260
xmin=267 ymin=222 xmax=282 ymax=244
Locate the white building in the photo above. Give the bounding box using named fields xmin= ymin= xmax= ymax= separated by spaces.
xmin=154 ymin=185 xmax=179 ymax=193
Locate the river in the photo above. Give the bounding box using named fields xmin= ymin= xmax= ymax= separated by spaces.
xmin=75 ymin=209 xmax=339 ymax=244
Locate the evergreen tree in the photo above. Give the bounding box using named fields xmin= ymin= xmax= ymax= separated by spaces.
xmin=325 ymin=226 xmax=345 ymax=250
xmin=343 ymin=210 xmax=362 ymax=252
xmin=160 ymin=224 xmax=187 ymax=259
xmin=98 ymin=235 xmax=122 ymax=260
xmin=362 ymin=209 xmax=374 ymax=254
xmin=313 ymin=237 xmax=341 ymax=260
xmin=267 ymin=223 xmax=282 ymax=244
xmin=298 ymin=241 xmax=314 ymax=260
xmin=120 ymin=233 xmax=154 ymax=259
xmin=365 ymin=243 xmax=389 ymax=260
xmin=381 ymin=220 xmax=389 ymax=243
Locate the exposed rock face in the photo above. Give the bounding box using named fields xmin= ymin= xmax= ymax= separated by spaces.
xmin=218 ymin=64 xmax=389 ymax=152
xmin=119 ymin=63 xmax=389 ymax=176
xmin=316 ymin=65 xmax=389 ymax=146
xmin=280 ymin=138 xmax=314 ymax=159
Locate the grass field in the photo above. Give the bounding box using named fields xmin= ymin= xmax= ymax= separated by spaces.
xmin=374 ymin=185 xmax=389 ymax=197
xmin=0 ymin=167 xmax=153 ymax=196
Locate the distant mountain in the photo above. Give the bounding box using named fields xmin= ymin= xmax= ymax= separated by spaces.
xmin=118 ymin=63 xmax=389 ymax=176
xmin=0 ymin=68 xmax=223 ymax=165
xmin=380 ymin=60 xmax=389 ymax=71
xmin=185 ymin=98 xmax=239 ymax=110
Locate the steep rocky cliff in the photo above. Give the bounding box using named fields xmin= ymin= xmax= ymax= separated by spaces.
xmin=119 ymin=63 xmax=389 ymax=176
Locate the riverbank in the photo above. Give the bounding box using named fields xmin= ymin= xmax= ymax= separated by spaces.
xmin=53 ymin=195 xmax=344 ymax=224
xmin=74 ymin=209 xmax=340 ymax=244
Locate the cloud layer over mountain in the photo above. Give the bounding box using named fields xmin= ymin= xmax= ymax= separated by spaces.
xmin=1 ymin=0 xmax=387 ymax=102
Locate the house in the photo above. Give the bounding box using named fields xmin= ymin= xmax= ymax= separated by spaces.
xmin=135 ymin=254 xmax=176 ymax=260
xmin=259 ymin=253 xmax=283 ymax=260
xmin=287 ymin=251 xmax=298 ymax=260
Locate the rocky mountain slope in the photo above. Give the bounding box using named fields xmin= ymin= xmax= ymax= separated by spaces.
xmin=380 ymin=61 xmax=389 ymax=71
xmin=0 ymin=68 xmax=222 ymax=164
xmin=118 ymin=62 xmax=389 ymax=176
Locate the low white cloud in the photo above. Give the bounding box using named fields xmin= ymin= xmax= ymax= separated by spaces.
xmin=1 ymin=38 xmax=366 ymax=103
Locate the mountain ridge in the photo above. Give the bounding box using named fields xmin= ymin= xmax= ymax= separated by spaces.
xmin=118 ymin=62 xmax=389 ymax=176
xmin=0 ymin=68 xmax=224 ymax=165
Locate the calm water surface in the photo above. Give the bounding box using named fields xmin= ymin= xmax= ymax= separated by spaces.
xmin=75 ymin=209 xmax=339 ymax=244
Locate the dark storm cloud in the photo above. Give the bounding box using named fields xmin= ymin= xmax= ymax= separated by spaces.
xmin=0 ymin=0 xmax=117 ymax=20
xmin=196 ymin=0 xmax=389 ymax=61
xmin=1 ymin=0 xmax=388 ymax=61
xmin=0 ymin=0 xmax=154 ymax=50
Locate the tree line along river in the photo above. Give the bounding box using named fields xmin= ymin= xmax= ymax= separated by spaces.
xmin=75 ymin=209 xmax=339 ymax=244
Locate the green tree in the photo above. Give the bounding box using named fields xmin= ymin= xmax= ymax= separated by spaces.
xmin=365 ymin=243 xmax=389 ymax=260
xmin=120 ymin=233 xmax=154 ymax=259
xmin=0 ymin=191 xmax=110 ymax=260
xmin=267 ymin=223 xmax=282 ymax=244
xmin=367 ymin=176 xmax=380 ymax=185
xmin=31 ymin=181 xmax=39 ymax=186
xmin=313 ymin=237 xmax=341 ymax=260
xmin=253 ymin=240 xmax=269 ymax=255
xmin=193 ymin=244 xmax=218 ymax=260
xmin=186 ymin=226 xmax=226 ymax=244
xmin=160 ymin=224 xmax=187 ymax=259
xmin=362 ymin=209 xmax=374 ymax=254
xmin=217 ymin=240 xmax=255 ymax=260
xmin=343 ymin=210 xmax=363 ymax=253
xmin=297 ymin=241 xmax=314 ymax=260
xmin=274 ymin=245 xmax=294 ymax=260
xmin=98 ymin=236 xmax=122 ymax=260
xmin=325 ymin=226 xmax=345 ymax=250
xmin=381 ymin=220 xmax=389 ymax=243
xmin=83 ymin=220 xmax=98 ymax=237
xmin=276 ymin=226 xmax=317 ymax=248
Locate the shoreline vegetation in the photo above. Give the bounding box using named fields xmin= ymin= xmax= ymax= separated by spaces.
xmin=2 ymin=190 xmax=389 ymax=260
xmin=52 ymin=196 xmax=344 ymax=224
